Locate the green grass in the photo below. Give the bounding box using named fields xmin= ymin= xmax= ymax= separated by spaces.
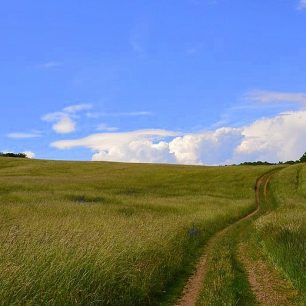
xmin=196 ymin=164 xmax=306 ymax=306
xmin=196 ymin=222 xmax=257 ymax=306
xmin=254 ymin=164 xmax=306 ymax=302
xmin=0 ymin=158 xmax=270 ymax=305
xmin=195 ymin=172 xmax=274 ymax=306
xmin=198 ymin=164 xmax=306 ymax=306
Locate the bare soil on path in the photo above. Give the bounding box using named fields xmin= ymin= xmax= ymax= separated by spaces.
xmin=238 ymin=244 xmax=297 ymax=306
xmin=238 ymin=173 xmax=299 ymax=306
xmin=175 ymin=175 xmax=266 ymax=306
xmin=175 ymin=170 xmax=298 ymax=306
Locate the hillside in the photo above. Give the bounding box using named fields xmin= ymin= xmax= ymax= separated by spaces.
xmin=0 ymin=158 xmax=305 ymax=305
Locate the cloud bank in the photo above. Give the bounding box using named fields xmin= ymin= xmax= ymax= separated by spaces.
xmin=52 ymin=129 xmax=179 ymax=163
xmin=51 ymin=109 xmax=306 ymax=165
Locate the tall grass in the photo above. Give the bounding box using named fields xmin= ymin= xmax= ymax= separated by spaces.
xmin=254 ymin=164 xmax=306 ymax=301
xmin=0 ymin=158 xmax=270 ymax=305
xmin=196 ymin=222 xmax=257 ymax=306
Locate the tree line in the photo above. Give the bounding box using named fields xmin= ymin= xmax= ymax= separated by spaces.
xmin=239 ymin=151 xmax=306 ymax=166
xmin=0 ymin=152 xmax=27 ymax=158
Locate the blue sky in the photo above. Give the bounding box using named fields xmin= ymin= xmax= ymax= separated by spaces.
xmin=1 ymin=0 xmax=306 ymax=164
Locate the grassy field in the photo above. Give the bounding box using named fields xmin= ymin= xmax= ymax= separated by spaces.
xmin=254 ymin=164 xmax=306 ymax=303
xmin=196 ymin=165 xmax=306 ymax=306
xmin=0 ymin=157 xmax=272 ymax=305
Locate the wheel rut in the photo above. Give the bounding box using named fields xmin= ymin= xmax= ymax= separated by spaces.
xmin=175 ymin=174 xmax=267 ymax=306
xmin=238 ymin=171 xmax=298 ymax=306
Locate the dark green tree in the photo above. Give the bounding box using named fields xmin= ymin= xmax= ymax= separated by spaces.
xmin=0 ymin=152 xmax=27 ymax=158
xmin=299 ymin=151 xmax=306 ymax=163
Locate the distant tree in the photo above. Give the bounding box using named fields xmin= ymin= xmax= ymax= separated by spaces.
xmin=0 ymin=152 xmax=27 ymax=158
xmin=239 ymin=161 xmax=275 ymax=166
xmin=283 ymin=160 xmax=296 ymax=165
xmin=299 ymin=151 xmax=306 ymax=163
xmin=238 ymin=152 xmax=306 ymax=166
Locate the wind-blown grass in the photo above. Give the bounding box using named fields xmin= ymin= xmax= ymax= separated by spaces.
xmin=0 ymin=158 xmax=270 ymax=305
xmin=254 ymin=163 xmax=306 ymax=300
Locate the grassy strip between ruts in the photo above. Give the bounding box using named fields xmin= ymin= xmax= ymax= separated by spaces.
xmin=196 ymin=167 xmax=305 ymax=306
xmin=196 ymin=221 xmax=257 ymax=306
xmin=238 ymin=169 xmax=300 ymax=306
xmin=253 ymin=163 xmax=306 ymax=304
xmin=195 ymin=172 xmax=274 ymax=306
xmin=0 ymin=158 xmax=271 ymax=305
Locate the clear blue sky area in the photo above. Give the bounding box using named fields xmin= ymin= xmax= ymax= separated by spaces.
xmin=1 ymin=1 xmax=306 ymax=163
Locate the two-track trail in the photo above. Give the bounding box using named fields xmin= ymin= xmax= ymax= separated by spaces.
xmin=238 ymin=173 xmax=299 ymax=306
xmin=175 ymin=171 xmax=276 ymax=306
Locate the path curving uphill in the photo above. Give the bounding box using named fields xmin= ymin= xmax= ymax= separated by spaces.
xmin=175 ymin=171 xmax=277 ymax=306
xmin=238 ymin=171 xmax=299 ymax=306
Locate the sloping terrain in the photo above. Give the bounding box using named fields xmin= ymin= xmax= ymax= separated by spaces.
xmin=193 ymin=165 xmax=305 ymax=306
xmin=0 ymin=158 xmax=270 ymax=305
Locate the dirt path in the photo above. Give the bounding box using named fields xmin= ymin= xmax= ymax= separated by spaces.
xmin=238 ymin=244 xmax=297 ymax=306
xmin=175 ymin=175 xmax=266 ymax=306
xmin=238 ymin=172 xmax=298 ymax=306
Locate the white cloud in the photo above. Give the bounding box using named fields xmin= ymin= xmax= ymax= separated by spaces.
xmin=23 ymin=151 xmax=35 ymax=159
xmin=235 ymin=110 xmax=306 ymax=162
xmin=86 ymin=111 xmax=152 ymax=118
xmin=52 ymin=116 xmax=76 ymax=134
xmin=42 ymin=112 xmax=76 ymax=134
xmin=42 ymin=104 xmax=91 ymax=134
xmin=169 ymin=128 xmax=243 ymax=165
xmin=52 ymin=129 xmax=179 ymax=163
xmin=92 ymin=140 xmax=174 ymax=163
xmin=6 ymin=132 xmax=41 ymax=139
xmin=63 ymin=104 xmax=92 ymax=113
xmin=245 ymin=90 xmax=306 ymax=105
xmin=51 ymin=110 xmax=306 ymax=165
xmin=298 ymin=0 xmax=306 ymax=9
xmin=96 ymin=123 xmax=119 ymax=132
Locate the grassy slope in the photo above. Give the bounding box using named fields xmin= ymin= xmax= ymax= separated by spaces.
xmin=196 ymin=219 xmax=258 ymax=306
xmin=0 ymin=158 xmax=270 ymax=305
xmin=254 ymin=163 xmax=306 ymax=303
xmin=196 ymin=164 xmax=306 ymax=306
xmin=195 ymin=171 xmax=276 ymax=306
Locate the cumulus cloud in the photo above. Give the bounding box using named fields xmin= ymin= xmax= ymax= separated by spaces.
xmin=235 ymin=110 xmax=306 ymax=162
xmin=92 ymin=140 xmax=174 ymax=163
xmin=42 ymin=104 xmax=92 ymax=134
xmin=169 ymin=128 xmax=243 ymax=165
xmin=23 ymin=151 xmax=35 ymax=159
xmin=52 ymin=115 xmax=76 ymax=134
xmin=52 ymin=129 xmax=179 ymax=163
xmin=51 ymin=110 xmax=306 ymax=165
xmin=42 ymin=112 xmax=76 ymax=134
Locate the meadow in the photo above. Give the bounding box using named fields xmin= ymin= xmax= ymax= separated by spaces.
xmin=0 ymin=157 xmax=271 ymax=305
xmin=195 ymin=164 xmax=306 ymax=306
xmin=254 ymin=164 xmax=306 ymax=304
